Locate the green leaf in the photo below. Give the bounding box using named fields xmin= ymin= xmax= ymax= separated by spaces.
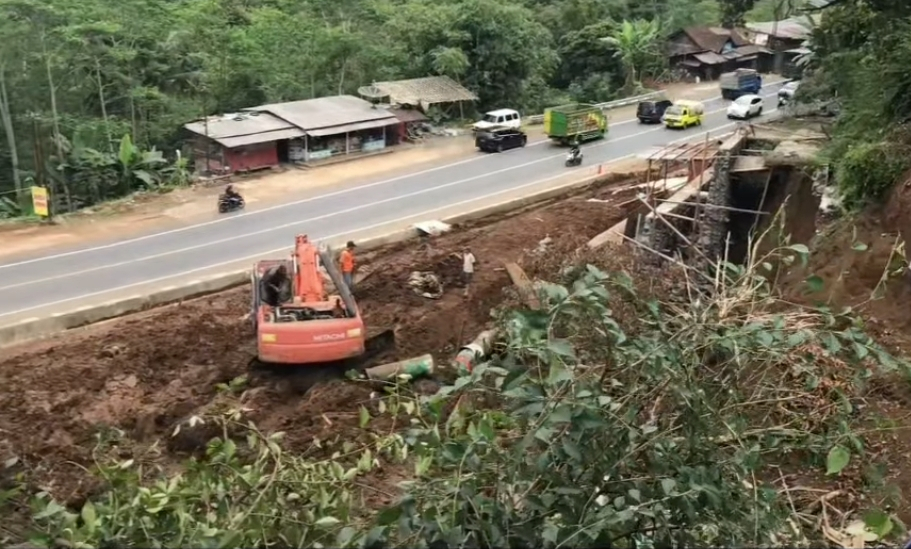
xmin=34 ymin=500 xmax=66 ymax=520
xmin=562 ymin=439 xmax=582 ymax=461
xmin=359 ymin=406 xmax=370 ymax=428
xmin=337 ymin=526 xmax=357 ymax=546
xmin=315 ymin=516 xmax=342 ymax=527
xmin=133 ymin=169 xmax=155 ymax=186
xmin=81 ymin=501 xmax=97 ymax=533
xmin=118 ymin=134 xmax=134 ymax=168
xmin=660 ymin=478 xmax=676 ymax=495
xmin=805 ymin=275 xmax=825 ymax=293
xmin=547 ymin=361 xmax=573 ymax=384
xmin=826 ymin=444 xmax=851 ymax=475
xmin=862 ymin=509 xmax=893 ymax=538
xmin=534 ymin=426 xmax=556 ymax=443
xmin=549 ymin=404 xmax=573 ymax=424
xmin=375 ymin=506 xmax=402 ymax=526
xmin=787 ymin=243 xmax=810 ymax=266
xmin=547 ymin=338 xmax=576 ymax=358
xmin=852 ymin=241 xmax=868 ymax=251
xmin=542 ymin=522 xmax=559 ymax=544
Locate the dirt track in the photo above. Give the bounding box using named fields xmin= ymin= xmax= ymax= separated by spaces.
xmin=0 ymin=169 xmax=650 ymax=508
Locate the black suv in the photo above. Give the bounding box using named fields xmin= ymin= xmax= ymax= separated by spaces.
xmin=637 ymin=99 xmax=673 ymax=124
xmin=475 ymin=127 xmax=527 ymax=153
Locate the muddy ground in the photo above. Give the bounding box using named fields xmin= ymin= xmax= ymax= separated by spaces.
xmin=6 ymin=158 xmax=911 ymax=540
xmin=0 ymin=169 xmax=651 ymax=520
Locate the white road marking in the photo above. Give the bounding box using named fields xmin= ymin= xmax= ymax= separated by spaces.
xmin=0 ymin=105 xmax=744 ymax=291
xmin=0 ymin=116 xmax=766 ymax=319
xmin=0 ymin=87 xmax=784 ymax=270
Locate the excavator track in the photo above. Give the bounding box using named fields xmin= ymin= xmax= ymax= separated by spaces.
xmin=248 ymin=329 xmax=397 ymax=395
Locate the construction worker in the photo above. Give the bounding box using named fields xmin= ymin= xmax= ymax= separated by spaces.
xmin=261 ymin=264 xmax=291 ymax=307
xmin=461 ymin=246 xmax=477 ymax=297
xmin=340 ymin=241 xmax=356 ymax=291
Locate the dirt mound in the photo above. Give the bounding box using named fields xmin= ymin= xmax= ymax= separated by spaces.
xmin=778 ymin=186 xmax=911 ymax=523
xmin=0 ymin=172 xmax=647 ymax=513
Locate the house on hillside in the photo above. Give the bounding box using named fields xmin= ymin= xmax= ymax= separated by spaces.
xmin=741 ymin=16 xmax=818 ymax=76
xmin=667 ymin=27 xmax=772 ymax=81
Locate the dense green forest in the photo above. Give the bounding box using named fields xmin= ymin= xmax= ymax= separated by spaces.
xmin=0 ymin=0 xmax=803 ymax=216
xmin=804 ymin=0 xmax=911 ymax=208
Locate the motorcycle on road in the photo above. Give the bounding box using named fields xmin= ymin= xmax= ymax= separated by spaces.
xmin=565 ymin=150 xmax=583 ymax=167
xmin=218 ymin=194 xmax=245 ymax=213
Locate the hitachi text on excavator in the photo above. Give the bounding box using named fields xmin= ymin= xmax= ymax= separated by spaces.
xmin=251 ymin=234 xmax=394 ymax=366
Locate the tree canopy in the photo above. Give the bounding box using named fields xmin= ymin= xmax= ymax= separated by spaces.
xmin=0 ymin=0 xmax=752 ymax=216
xmin=798 ymin=0 xmax=911 ymax=208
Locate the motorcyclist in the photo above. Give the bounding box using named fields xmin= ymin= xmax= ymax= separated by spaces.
xmin=223 ymin=184 xmax=242 ymax=204
xmin=569 ymin=138 xmax=581 ymax=160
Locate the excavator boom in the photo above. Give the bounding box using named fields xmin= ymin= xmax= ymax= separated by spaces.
xmin=293 ymin=235 xmax=326 ymax=304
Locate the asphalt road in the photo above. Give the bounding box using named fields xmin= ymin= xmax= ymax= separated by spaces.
xmin=0 ymin=83 xmax=785 ymax=321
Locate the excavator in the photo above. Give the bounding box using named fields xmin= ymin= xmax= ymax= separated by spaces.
xmin=251 ymin=234 xmax=394 ymax=366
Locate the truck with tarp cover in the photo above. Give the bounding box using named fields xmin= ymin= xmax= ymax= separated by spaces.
xmin=720 ymin=68 xmax=762 ymax=100
xmin=543 ymin=103 xmax=607 ymax=145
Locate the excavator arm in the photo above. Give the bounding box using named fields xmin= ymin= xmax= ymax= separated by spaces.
xmin=292 ymin=235 xmax=327 ymax=304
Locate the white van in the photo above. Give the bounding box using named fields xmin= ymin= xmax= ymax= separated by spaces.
xmin=473 ymin=109 xmax=521 ymax=131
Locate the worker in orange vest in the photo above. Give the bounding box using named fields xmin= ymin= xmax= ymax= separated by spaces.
xmin=339 ymin=241 xmax=356 ymax=291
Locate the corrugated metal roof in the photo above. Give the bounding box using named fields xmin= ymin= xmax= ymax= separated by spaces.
xmin=216 ymin=128 xmax=306 ymax=149
xmin=729 ymin=44 xmax=771 ymax=57
xmin=183 ymin=112 xmax=299 ymax=140
xmin=374 ymin=76 xmax=477 ymax=106
xmin=694 ymin=51 xmax=727 ymax=64
xmin=746 ymin=17 xmax=816 ymax=40
xmin=306 ymin=118 xmax=394 ymax=137
xmin=690 ymin=43 xmax=769 ymax=65
xmin=682 ymin=26 xmax=749 ymax=53
xmin=248 ymin=95 xmax=396 ymax=133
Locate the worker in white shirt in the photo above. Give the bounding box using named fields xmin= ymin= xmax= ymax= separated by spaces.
xmin=462 ymin=246 xmax=477 ymax=297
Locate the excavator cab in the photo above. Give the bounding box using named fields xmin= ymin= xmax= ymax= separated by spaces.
xmin=252 ymin=235 xmax=367 ymax=365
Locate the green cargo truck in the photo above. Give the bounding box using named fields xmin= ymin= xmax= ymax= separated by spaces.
xmin=543 ymin=103 xmax=608 ymax=145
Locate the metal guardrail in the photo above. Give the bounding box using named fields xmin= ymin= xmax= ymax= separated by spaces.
xmin=524 ymin=90 xmax=663 ymax=125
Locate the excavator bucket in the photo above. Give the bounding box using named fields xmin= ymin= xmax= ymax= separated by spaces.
xmin=363 ymin=329 xmax=396 ymax=362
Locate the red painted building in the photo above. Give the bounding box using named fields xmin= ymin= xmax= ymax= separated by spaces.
xmin=183 ymin=112 xmax=305 ymax=175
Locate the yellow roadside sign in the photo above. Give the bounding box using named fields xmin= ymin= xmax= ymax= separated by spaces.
xmin=31 ymin=186 xmax=49 ymax=217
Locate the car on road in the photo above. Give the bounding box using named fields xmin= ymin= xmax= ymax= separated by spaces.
xmin=637 ymin=98 xmax=673 ymax=124
xmin=727 ymin=94 xmax=764 ymax=119
xmin=472 ymin=108 xmax=522 ymax=132
xmin=475 ymin=127 xmax=527 ymax=153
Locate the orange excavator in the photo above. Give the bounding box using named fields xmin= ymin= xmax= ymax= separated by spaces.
xmin=251 ymin=234 xmax=393 ymax=366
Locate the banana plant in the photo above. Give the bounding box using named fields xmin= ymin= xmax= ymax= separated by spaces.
xmin=117 ymin=133 xmax=166 ymax=192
